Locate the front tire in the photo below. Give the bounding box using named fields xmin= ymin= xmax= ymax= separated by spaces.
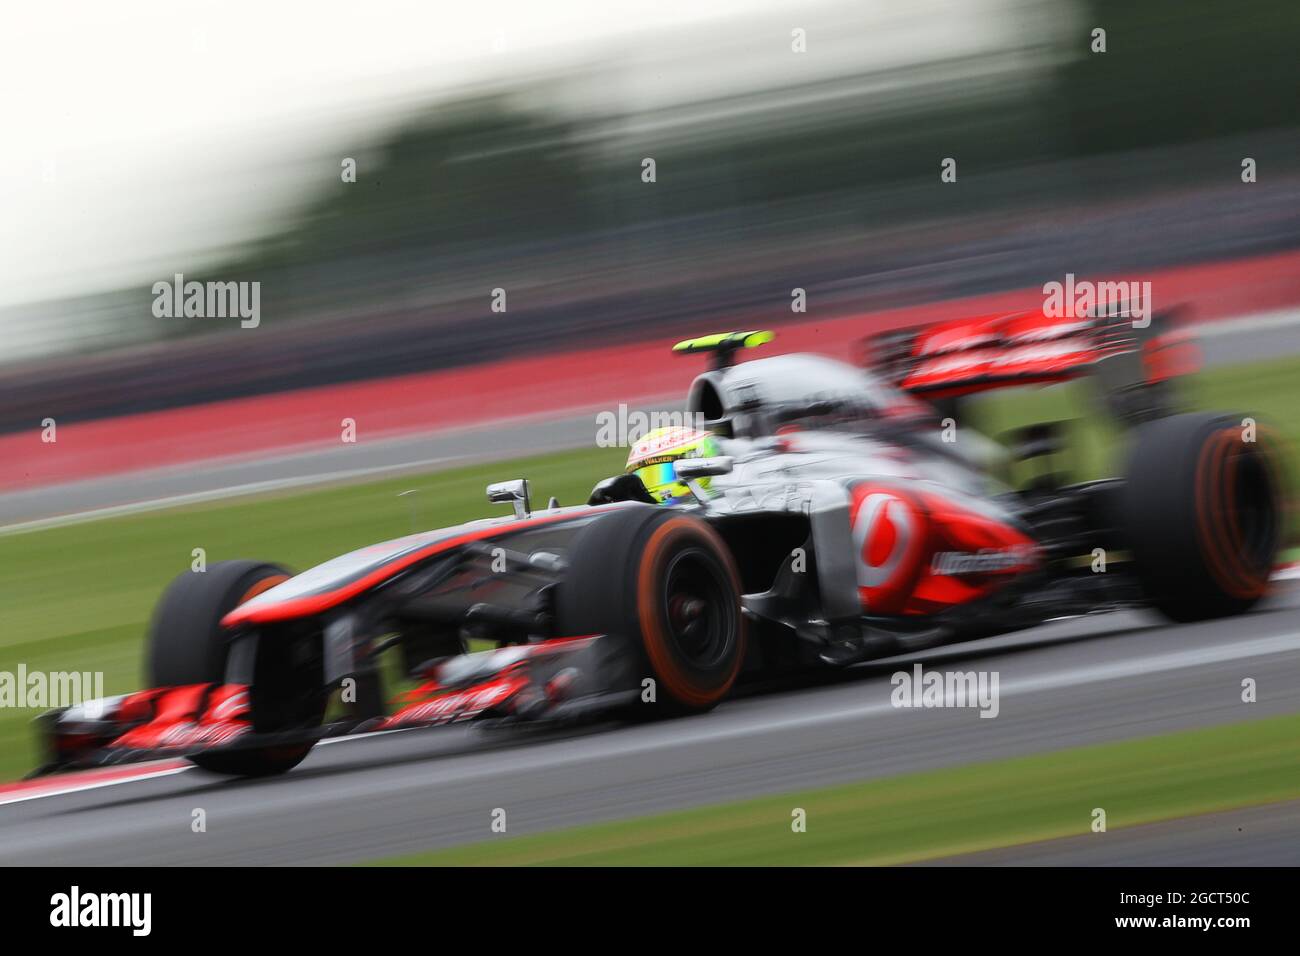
xmin=555 ymin=506 xmax=745 ymax=714
xmin=147 ymin=560 xmax=321 ymax=776
xmin=1121 ymin=412 xmax=1282 ymax=621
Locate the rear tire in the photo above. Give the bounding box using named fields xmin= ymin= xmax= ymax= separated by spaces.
xmin=555 ymin=506 xmax=745 ymax=714
xmin=147 ymin=560 xmax=321 ymax=776
xmin=1121 ymin=412 xmax=1282 ymax=622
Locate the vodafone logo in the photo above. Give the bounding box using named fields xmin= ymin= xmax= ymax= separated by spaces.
xmin=851 ymin=491 xmax=917 ymax=589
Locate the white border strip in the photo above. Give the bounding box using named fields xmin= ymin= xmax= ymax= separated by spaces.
xmin=0 ymin=764 xmax=191 ymax=808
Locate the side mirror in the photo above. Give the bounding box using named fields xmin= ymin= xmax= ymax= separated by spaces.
xmin=673 ymin=456 xmax=733 ymax=480
xmin=486 ymin=479 xmax=531 ymax=518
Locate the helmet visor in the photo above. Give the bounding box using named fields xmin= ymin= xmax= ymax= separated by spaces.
xmin=635 ymin=461 xmax=679 ymax=493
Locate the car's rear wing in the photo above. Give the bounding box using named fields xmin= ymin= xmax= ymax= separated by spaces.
xmin=863 ymin=304 xmax=1200 ymax=423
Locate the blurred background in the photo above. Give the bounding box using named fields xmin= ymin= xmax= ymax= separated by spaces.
xmin=2 ymin=0 xmax=1298 ymax=431
xmin=2 ymin=0 xmax=1300 ymax=865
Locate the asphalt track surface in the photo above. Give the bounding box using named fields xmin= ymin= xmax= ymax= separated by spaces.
xmin=2 ymin=585 xmax=1298 ymax=865
xmin=0 ymin=409 xmax=649 ymax=531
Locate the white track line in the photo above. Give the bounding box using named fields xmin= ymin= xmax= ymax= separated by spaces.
xmin=0 ymin=728 xmax=432 ymax=809
xmin=1192 ymin=306 xmax=1300 ymax=337
xmin=0 ymin=397 xmax=681 ymax=536
xmin=438 ymin=630 xmax=1300 ymax=778
xmin=0 ymin=456 xmax=467 ymax=537
xmin=0 ymin=765 xmax=191 ymax=808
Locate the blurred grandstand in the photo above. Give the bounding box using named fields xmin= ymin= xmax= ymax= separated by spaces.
xmin=1 ymin=0 xmax=1297 ymax=433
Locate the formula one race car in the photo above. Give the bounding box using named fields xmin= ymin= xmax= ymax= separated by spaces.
xmin=36 ymin=308 xmax=1287 ymax=777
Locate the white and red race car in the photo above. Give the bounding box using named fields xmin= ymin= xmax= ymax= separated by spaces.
xmin=35 ymin=312 xmax=1284 ymax=777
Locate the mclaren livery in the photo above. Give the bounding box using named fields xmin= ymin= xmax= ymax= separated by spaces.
xmin=35 ymin=309 xmax=1285 ymax=777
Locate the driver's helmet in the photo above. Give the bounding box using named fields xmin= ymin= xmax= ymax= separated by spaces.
xmin=625 ymin=426 xmax=722 ymax=504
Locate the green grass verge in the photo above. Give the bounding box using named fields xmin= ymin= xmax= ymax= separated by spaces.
xmin=370 ymin=713 xmax=1300 ymax=866
xmin=975 ymin=352 xmax=1300 ymax=483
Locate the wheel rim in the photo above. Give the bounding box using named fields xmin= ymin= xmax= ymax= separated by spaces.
xmin=660 ymin=547 xmax=736 ymax=670
xmin=1226 ymin=442 xmax=1277 ymax=577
